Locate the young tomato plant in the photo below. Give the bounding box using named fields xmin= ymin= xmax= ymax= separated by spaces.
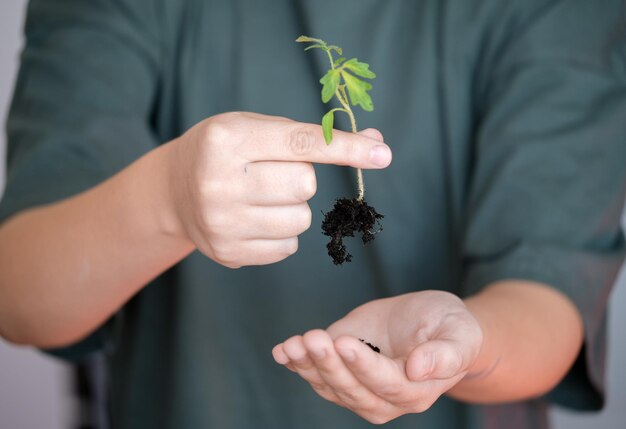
xmin=296 ymin=36 xmax=383 ymax=265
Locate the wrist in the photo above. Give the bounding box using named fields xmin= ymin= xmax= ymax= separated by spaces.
xmin=460 ymin=293 xmax=499 ymax=378
xmin=447 ymin=281 xmax=584 ymax=403
xmin=141 ymin=140 xmax=194 ymax=246
xmin=445 ymin=290 xmax=503 ymax=402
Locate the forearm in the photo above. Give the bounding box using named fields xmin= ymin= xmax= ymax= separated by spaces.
xmin=448 ymin=280 xmax=584 ymax=403
xmin=0 ymin=140 xmax=194 ymax=347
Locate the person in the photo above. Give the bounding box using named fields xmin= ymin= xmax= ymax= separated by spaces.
xmin=0 ymin=0 xmax=624 ymax=428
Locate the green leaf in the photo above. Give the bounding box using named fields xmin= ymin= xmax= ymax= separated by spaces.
xmin=342 ymin=58 xmax=376 ymax=79
xmin=334 ymin=57 xmax=346 ymax=66
xmin=342 ymin=72 xmax=374 ymax=111
xmin=319 ymin=69 xmax=340 ymax=103
xmin=296 ymin=35 xmax=325 ymax=44
xmin=322 ymin=110 xmax=335 ymax=144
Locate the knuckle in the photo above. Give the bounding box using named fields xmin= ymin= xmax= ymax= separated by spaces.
xmin=215 ymin=253 xmax=241 ymax=269
xmin=210 ymin=241 xmax=237 ymax=267
xmin=271 ymin=238 xmax=298 ymax=261
xmin=296 ymin=165 xmax=317 ymax=200
xmin=212 ymin=249 xmax=232 ymax=266
xmin=296 ymin=205 xmax=313 ymax=232
xmin=202 ymin=114 xmax=233 ymax=143
xmin=288 ymin=127 xmax=317 ymax=157
xmin=284 ymin=237 xmax=299 ymax=256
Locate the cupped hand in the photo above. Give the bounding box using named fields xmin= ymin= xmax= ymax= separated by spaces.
xmin=272 ymin=291 xmax=483 ymax=424
xmin=166 ymin=112 xmax=391 ymax=268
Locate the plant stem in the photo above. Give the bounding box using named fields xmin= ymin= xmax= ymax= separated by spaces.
xmin=334 ymin=88 xmax=364 ymax=201
xmin=325 ymin=46 xmax=365 ymax=201
xmin=326 ymin=49 xmax=335 ymax=69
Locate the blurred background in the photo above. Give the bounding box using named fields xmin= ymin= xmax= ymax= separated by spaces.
xmin=0 ymin=2 xmax=624 ymax=428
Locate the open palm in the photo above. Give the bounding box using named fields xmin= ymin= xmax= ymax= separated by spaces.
xmin=272 ymin=291 xmax=483 ymax=424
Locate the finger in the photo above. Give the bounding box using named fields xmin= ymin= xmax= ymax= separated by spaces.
xmin=272 ymin=343 xmax=290 ymax=365
xmin=358 ymin=128 xmax=384 ymax=142
xmin=272 ymin=343 xmax=298 ymax=372
xmin=243 ymin=161 xmax=317 ymax=206
xmin=215 ymin=238 xmax=298 ymax=268
xmin=241 ymin=122 xmax=391 ymax=169
xmin=406 ymin=339 xmax=467 ymax=381
xmin=302 ymin=330 xmax=390 ymax=411
xmin=239 ymin=204 xmax=312 ymax=239
xmin=333 ymin=336 xmax=418 ymax=403
xmin=282 ymin=335 xmax=340 ymax=403
xmin=282 ymin=335 xmax=323 ymax=376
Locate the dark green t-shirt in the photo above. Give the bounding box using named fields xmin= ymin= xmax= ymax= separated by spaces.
xmin=2 ymin=0 xmax=625 ymax=428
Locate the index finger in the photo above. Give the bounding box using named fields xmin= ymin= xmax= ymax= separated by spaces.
xmin=243 ymin=121 xmax=392 ymax=169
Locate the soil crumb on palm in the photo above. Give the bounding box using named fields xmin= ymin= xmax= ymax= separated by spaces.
xmin=358 ymin=338 xmax=381 ymax=353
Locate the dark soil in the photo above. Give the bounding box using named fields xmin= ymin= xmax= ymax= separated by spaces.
xmin=321 ymin=198 xmax=384 ymax=265
xmin=359 ymin=338 xmax=381 ymax=353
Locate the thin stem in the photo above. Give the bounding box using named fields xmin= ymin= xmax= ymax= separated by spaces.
xmin=334 ymin=88 xmax=364 ymax=201
xmin=325 ymin=49 xmax=335 ymax=69
xmin=324 ymin=45 xmax=365 ymax=201
xmin=334 ymin=90 xmax=356 ymax=132
xmin=339 ymin=86 xmax=350 ymax=109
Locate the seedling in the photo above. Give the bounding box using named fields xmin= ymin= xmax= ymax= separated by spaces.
xmin=296 ymin=36 xmax=383 ymax=265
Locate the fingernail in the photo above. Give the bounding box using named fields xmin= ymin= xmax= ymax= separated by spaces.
xmin=370 ymin=145 xmax=391 ymax=167
xmin=338 ymin=348 xmax=356 ymax=362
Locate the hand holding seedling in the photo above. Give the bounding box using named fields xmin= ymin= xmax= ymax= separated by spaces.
xmin=272 ymin=291 xmax=483 ymax=424
xmin=169 ymin=112 xmax=391 ymax=268
xmin=296 ymin=36 xmax=385 ymax=264
xmin=0 ymin=112 xmax=391 ymax=345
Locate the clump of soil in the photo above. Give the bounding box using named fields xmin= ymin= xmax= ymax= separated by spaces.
xmin=321 ymin=198 xmax=383 ymax=265
xmin=359 ymin=338 xmax=381 ymax=353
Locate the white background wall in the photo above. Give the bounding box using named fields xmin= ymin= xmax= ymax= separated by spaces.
xmin=0 ymin=1 xmax=624 ymax=428
xmin=0 ymin=5 xmax=75 ymax=429
xmin=0 ymin=343 xmax=73 ymax=429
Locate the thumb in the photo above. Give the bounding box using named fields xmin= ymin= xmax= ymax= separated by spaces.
xmin=405 ymin=340 xmax=467 ymax=381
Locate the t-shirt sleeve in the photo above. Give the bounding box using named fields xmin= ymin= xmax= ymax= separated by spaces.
xmin=460 ymin=0 xmax=626 ymax=410
xmin=0 ymin=0 xmax=160 ymax=360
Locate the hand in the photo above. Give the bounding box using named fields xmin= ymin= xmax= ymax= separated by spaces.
xmin=166 ymin=112 xmax=391 ymax=268
xmin=272 ymin=291 xmax=483 ymax=424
